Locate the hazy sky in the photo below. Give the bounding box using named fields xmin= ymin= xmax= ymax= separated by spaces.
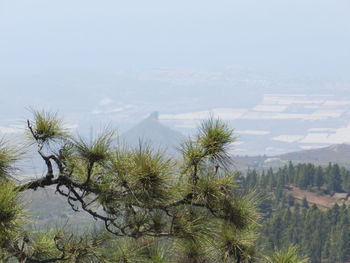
xmin=1 ymin=1 xmax=350 ymax=156
xmin=1 ymin=0 xmax=350 ymax=79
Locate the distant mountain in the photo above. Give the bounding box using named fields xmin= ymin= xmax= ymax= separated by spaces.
xmin=234 ymin=143 xmax=350 ymax=171
xmin=276 ymin=143 xmax=350 ymax=163
xmin=120 ymin=112 xmax=185 ymax=153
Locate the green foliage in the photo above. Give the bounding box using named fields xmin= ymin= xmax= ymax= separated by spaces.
xmin=265 ymin=246 xmax=309 ymax=263
xmin=73 ymin=129 xmax=115 ymax=165
xmin=0 ymin=182 xmax=23 ymax=246
xmin=107 ymin=238 xmax=147 ymax=262
xmin=27 ymin=230 xmax=106 ymax=262
xmin=127 ymin=145 xmax=173 ymax=202
xmin=180 ymin=139 xmax=205 ymax=169
xmin=103 ymin=237 xmax=175 ymax=263
xmin=29 ymin=110 xmax=68 ymax=143
xmin=0 ymin=140 xmax=20 ymax=179
xmin=197 ymin=117 xmax=235 ymax=168
xmin=218 ymin=225 xmax=259 ymax=262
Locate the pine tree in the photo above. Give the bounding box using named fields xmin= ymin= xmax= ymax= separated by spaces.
xmin=265 ymin=245 xmax=309 ymax=263
xmin=301 ymin=197 xmax=309 ymax=209
xmin=0 ymin=111 xmax=266 ymax=262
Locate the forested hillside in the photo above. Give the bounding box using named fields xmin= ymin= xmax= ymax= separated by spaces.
xmin=241 ymin=163 xmax=350 ymax=263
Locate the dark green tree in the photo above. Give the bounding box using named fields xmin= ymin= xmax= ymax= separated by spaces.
xmin=301 ymin=197 xmax=309 ymax=209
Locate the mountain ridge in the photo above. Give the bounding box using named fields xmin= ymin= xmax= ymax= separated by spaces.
xmin=276 ymin=143 xmax=350 ymax=163
xmin=120 ymin=111 xmax=184 ymax=153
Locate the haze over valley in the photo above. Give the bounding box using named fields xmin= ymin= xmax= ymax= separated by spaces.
xmin=2 ymin=68 xmax=350 ymax=157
